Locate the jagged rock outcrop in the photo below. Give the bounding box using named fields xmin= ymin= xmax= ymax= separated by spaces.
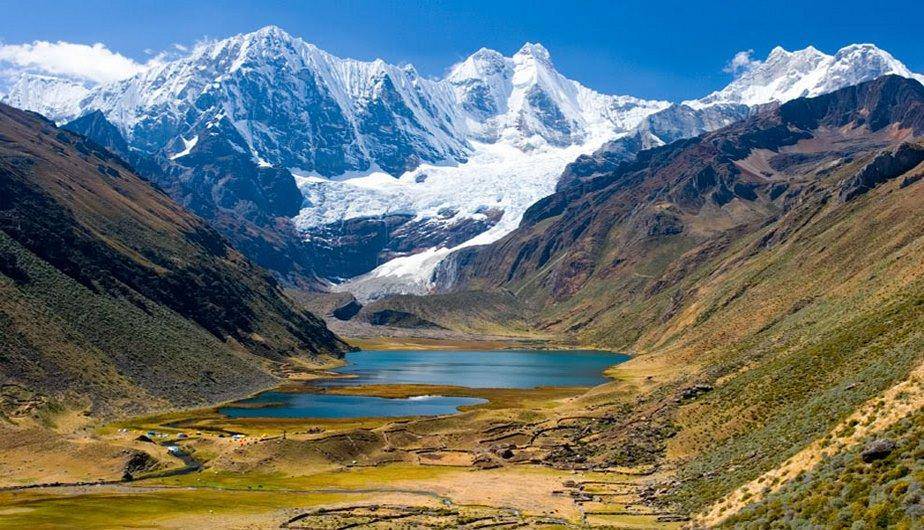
xmin=839 ymin=143 xmax=924 ymax=201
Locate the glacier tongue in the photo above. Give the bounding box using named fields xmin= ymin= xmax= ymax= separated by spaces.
xmin=304 ymin=134 xmax=621 ymax=301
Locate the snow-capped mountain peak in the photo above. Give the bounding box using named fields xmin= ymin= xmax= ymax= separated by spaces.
xmin=448 ymin=48 xmax=509 ymax=81
xmin=687 ymin=43 xmax=922 ymax=110
xmin=514 ymin=42 xmax=552 ymax=63
xmin=446 ymin=48 xmax=513 ymax=123
xmin=825 ymin=43 xmax=922 ymax=92
xmin=251 ymin=24 xmax=289 ymax=38
xmin=448 ymin=42 xmax=668 ymax=147
xmin=71 ymin=25 xmax=469 ymax=176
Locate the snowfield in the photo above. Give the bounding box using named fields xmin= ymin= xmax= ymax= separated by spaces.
xmin=296 ymin=133 xmax=620 ymax=300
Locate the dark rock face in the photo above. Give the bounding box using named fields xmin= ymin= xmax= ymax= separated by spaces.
xmin=524 ymin=85 xmax=574 ymax=146
xmin=302 ymin=214 xmax=415 ymax=279
xmin=169 ymin=116 xmax=303 ymax=220
xmin=496 ymin=446 xmax=515 ymax=459
xmin=0 ymin=251 xmax=29 ymax=284
xmin=459 ymin=82 xmax=500 ymax=119
xmin=304 ymin=209 xmax=503 ymax=280
xmin=365 ymin=309 xmax=445 ymax=329
xmin=62 ymin=111 xmax=165 ymax=179
xmin=331 ymin=299 xmax=363 ymax=321
xmin=839 ymin=143 xmax=924 ymax=201
xmin=900 ymin=173 xmax=922 ymax=188
xmin=388 ymin=209 xmax=503 ymax=254
xmin=861 ymin=439 xmax=896 ymax=463
xmin=557 ymin=133 xmax=647 ymax=191
xmin=122 ymin=450 xmax=158 ymax=480
xmin=62 ymin=110 xmax=132 ymax=160
xmin=164 ymin=125 xmax=323 ymax=288
xmin=64 ymin=111 xmax=325 ymax=288
xmin=679 ymin=384 xmax=714 ymax=401
xmin=431 ymin=246 xmax=481 ymax=292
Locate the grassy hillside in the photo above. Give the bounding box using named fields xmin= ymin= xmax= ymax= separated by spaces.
xmin=0 ymin=104 xmax=349 ymax=418
xmin=722 ymin=409 xmax=922 ymax=528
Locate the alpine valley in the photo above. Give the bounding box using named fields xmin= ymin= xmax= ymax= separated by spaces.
xmin=1 ymin=20 xmax=923 ymax=530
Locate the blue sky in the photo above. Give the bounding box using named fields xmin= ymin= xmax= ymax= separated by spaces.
xmin=0 ymin=0 xmax=921 ymax=101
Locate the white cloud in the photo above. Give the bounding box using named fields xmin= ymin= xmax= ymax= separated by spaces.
xmin=0 ymin=40 xmax=149 ymax=85
xmin=724 ymin=49 xmax=761 ymax=75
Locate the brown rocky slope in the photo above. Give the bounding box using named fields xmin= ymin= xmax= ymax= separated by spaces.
xmin=0 ymin=104 xmax=350 ymax=418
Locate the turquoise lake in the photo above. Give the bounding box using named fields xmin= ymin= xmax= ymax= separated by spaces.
xmin=220 ymin=349 xmax=627 ymax=419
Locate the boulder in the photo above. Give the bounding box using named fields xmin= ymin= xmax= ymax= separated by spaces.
xmin=679 ymin=383 xmax=714 ymax=400
xmin=860 ymin=439 xmax=896 ymax=463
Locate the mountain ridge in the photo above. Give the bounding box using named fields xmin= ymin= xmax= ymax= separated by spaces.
xmin=439 ymin=75 xmax=924 ymax=298
xmin=4 ymin=29 xmax=921 ymax=298
xmin=560 ymin=43 xmax=924 ymax=191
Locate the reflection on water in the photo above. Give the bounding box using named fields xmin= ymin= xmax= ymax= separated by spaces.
xmin=328 ymin=349 xmax=627 ymax=389
xmin=220 ymin=392 xmax=486 ymax=419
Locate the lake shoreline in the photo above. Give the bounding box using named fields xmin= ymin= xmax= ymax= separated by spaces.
xmin=220 ymin=348 xmax=628 ymax=420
